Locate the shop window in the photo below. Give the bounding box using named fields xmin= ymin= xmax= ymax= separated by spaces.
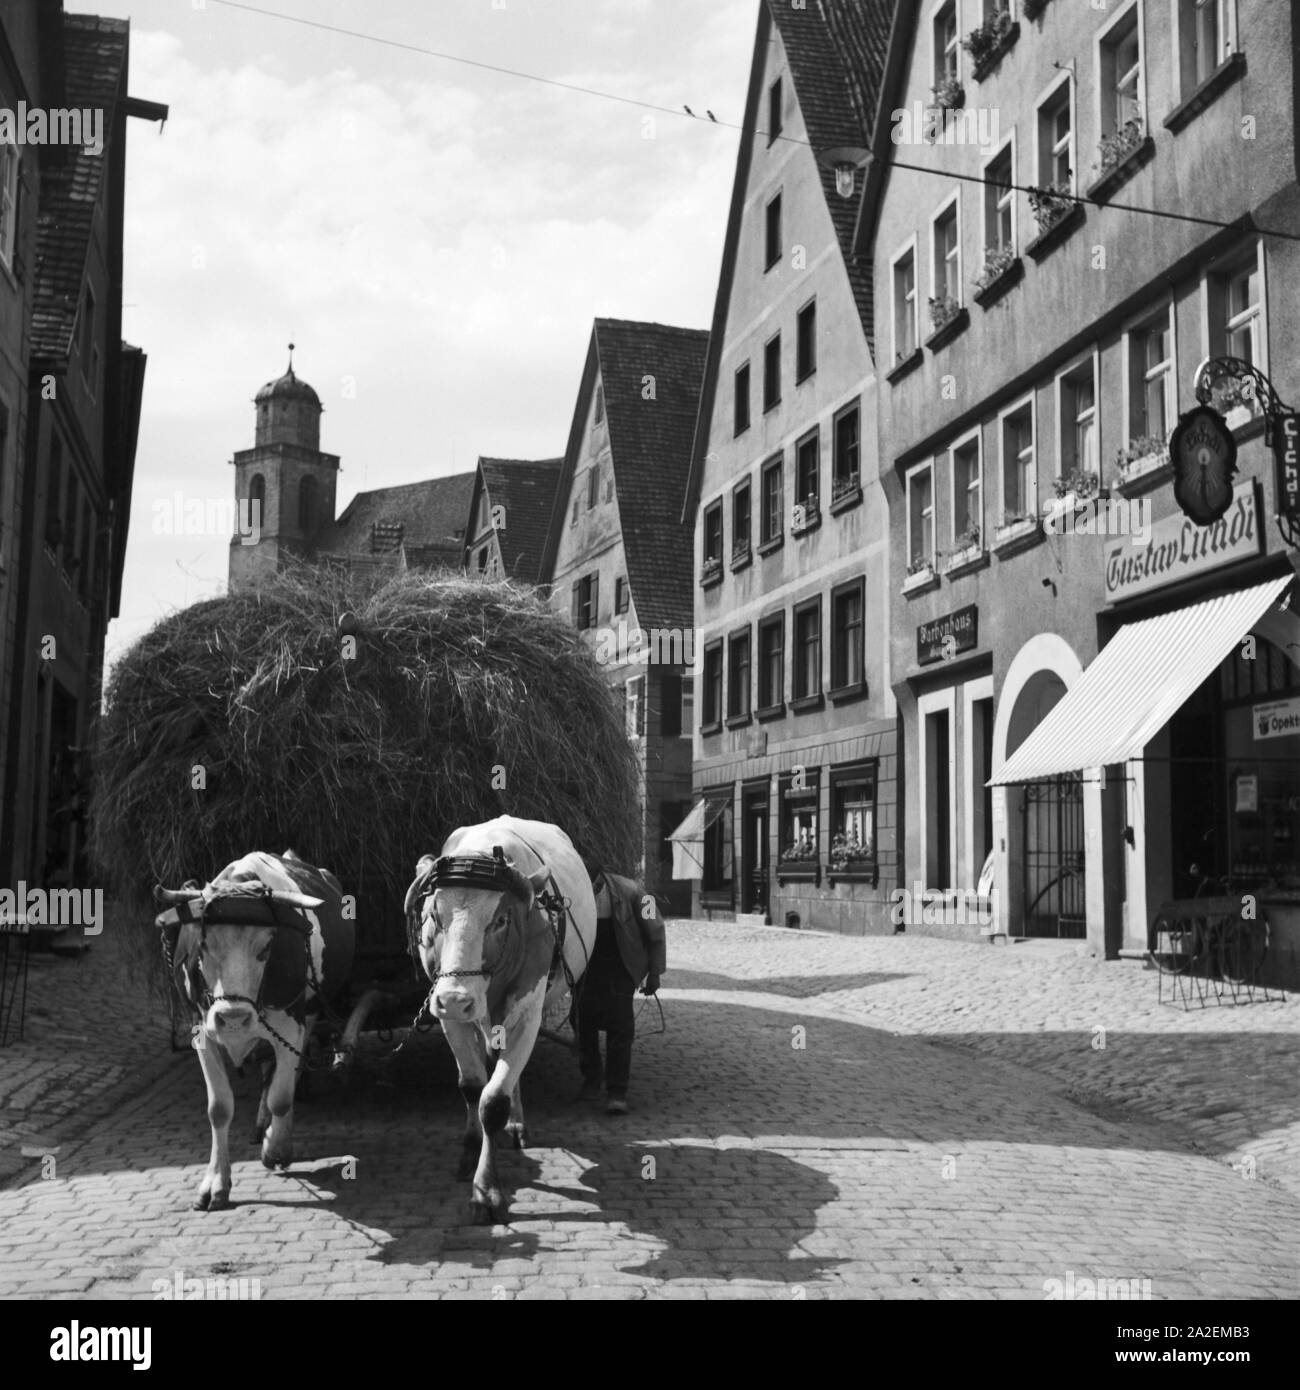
xmin=702 ymin=794 xmax=734 ymax=897
xmin=1099 ymin=6 xmax=1143 ymax=141
xmin=1127 ymin=308 xmax=1173 ymax=446
xmin=758 ymin=613 xmax=784 ymax=712
xmin=626 ymin=675 xmax=645 ymax=739
xmin=892 ymin=244 xmax=918 ymax=363
xmin=779 ymin=772 xmax=820 ymax=869
xmin=796 ymin=298 xmax=817 ymax=382
xmin=763 ymin=332 xmax=781 ymax=411
xmin=734 ymin=361 xmax=751 ymax=435
xmin=830 ymin=579 xmax=865 ymax=695
xmin=760 ymin=454 xmax=783 ymax=545
xmin=907 ymin=461 xmax=935 ymax=571
xmin=702 ymin=641 xmax=723 ymax=730
xmin=1000 ymin=399 xmax=1035 ymax=523
xmin=726 ymin=627 xmax=751 ymax=723
xmin=829 ymin=762 xmax=878 ymax=879
xmin=792 ymin=597 xmax=821 ymax=704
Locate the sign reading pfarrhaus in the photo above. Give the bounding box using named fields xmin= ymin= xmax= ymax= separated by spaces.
xmin=917 ymin=605 xmax=978 ymax=665
xmin=1104 ymin=480 xmax=1260 ymax=602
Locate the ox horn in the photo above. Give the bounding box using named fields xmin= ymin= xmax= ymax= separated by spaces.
xmin=404 ymin=855 xmax=438 ymax=917
xmin=153 ymin=882 xmax=205 ymax=906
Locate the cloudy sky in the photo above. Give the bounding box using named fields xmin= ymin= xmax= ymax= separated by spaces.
xmin=92 ymin=0 xmax=756 ymax=665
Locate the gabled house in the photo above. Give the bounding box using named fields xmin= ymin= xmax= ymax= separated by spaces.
xmin=463 ymin=456 xmax=563 ymax=585
xmin=0 ymin=5 xmax=163 ymax=890
xmin=680 ymin=0 xmax=900 ymax=933
xmin=542 ymin=318 xmax=709 ymax=912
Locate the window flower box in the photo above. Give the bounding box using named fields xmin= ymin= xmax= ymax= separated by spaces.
xmin=964 ymin=10 xmax=1018 ymax=81
xmin=730 ymin=539 xmax=752 ymax=571
xmin=993 ymin=511 xmax=1042 ymax=554
xmin=1111 ymin=435 xmax=1170 ymax=492
xmin=701 ymin=556 xmax=723 ymax=587
xmin=1025 ymin=183 xmax=1085 ymax=260
xmin=972 ymin=247 xmax=1023 ymax=308
xmin=925 ymin=296 xmax=969 ymax=351
xmin=791 ymin=496 xmax=821 ymax=534
xmin=930 ymin=76 xmax=965 ymax=114
xmin=828 ymin=833 xmax=876 ymax=885
xmin=943 ymin=525 xmax=985 ymax=574
xmin=903 ymin=556 xmax=938 ymax=594
xmin=1085 ymin=116 xmax=1155 ymax=203
xmin=830 ymin=472 xmax=863 ymax=514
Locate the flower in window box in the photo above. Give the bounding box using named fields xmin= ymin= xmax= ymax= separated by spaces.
xmin=906 ymin=554 xmax=934 ymax=578
xmin=1112 ymin=433 xmax=1169 ymax=486
xmin=962 ymin=8 xmax=1013 ymax=68
xmin=1028 ymin=180 xmax=1075 ymax=233
xmin=829 ymin=832 xmax=874 ymax=872
xmin=832 ymin=472 xmax=861 ymax=503
xmin=779 ymin=835 xmax=819 ymax=865
xmin=1093 ymin=114 xmax=1145 ymax=178
xmin=701 ymin=555 xmax=722 ymax=578
xmin=1052 ymin=469 xmax=1100 ymax=502
xmin=973 ymin=243 xmax=1017 ymax=293
xmin=928 ymin=294 xmax=962 ymax=332
xmin=999 ymin=509 xmax=1037 ymax=531
xmin=952 ymin=522 xmax=981 ymax=553
xmin=929 ymin=76 xmax=965 ymax=113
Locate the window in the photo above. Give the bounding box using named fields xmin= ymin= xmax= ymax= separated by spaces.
xmin=792 ymin=597 xmax=821 ymax=702
xmin=833 ymin=402 xmax=861 ymax=496
xmin=626 ymin=675 xmax=645 ymax=739
xmin=732 ymin=479 xmax=751 ymax=557
xmin=1100 ymin=8 xmax=1142 ymax=140
xmin=679 ymin=676 xmax=694 ymax=737
xmin=763 ymin=332 xmax=781 ymax=412
xmin=45 ymin=433 xmax=64 ymax=554
xmin=1128 ymin=309 xmax=1172 ymax=444
xmin=606 ymin=471 xmax=615 ymax=502
xmin=758 ymin=614 xmax=784 ymax=711
xmin=78 ymin=285 xmax=97 ymax=396
xmin=0 ymin=143 xmax=16 ymax=268
xmin=796 ymin=299 xmax=817 ymax=382
xmin=1000 ymin=399 xmax=1036 ymax=522
xmin=1180 ymin=0 xmax=1234 ymax=91
xmin=760 ymin=454 xmax=783 ymax=545
xmin=659 ymin=671 xmax=683 ymax=737
xmin=768 ymin=77 xmax=783 ymax=143
xmin=795 ymin=429 xmax=819 ymax=510
xmin=1225 ymin=262 xmax=1260 ymax=366
xmin=934 ymin=0 xmax=959 ymax=88
xmin=892 ymin=244 xmax=918 ymax=362
xmin=907 ymin=462 xmax=935 ymax=571
xmin=1038 ymin=81 xmax=1073 ymax=191
xmin=726 ymin=628 xmax=751 ymax=722
xmin=702 ymin=641 xmax=724 ymax=729
xmin=572 ymin=572 xmax=599 ymax=630
xmin=1060 ymin=358 xmax=1098 ymax=477
xmin=571 ymin=496 xmax=579 ymax=526
xmin=734 ymin=362 xmax=751 ymax=435
xmin=476 ymin=547 xmax=489 ymax=574
xmin=594 ymin=385 xmax=605 ymax=424
xmin=703 ymin=499 xmax=724 ymax=570
xmin=779 ymin=772 xmax=819 ymax=865
xmin=615 ymin=576 xmax=630 ymax=614
xmin=702 ymin=793 xmax=733 ymax=895
xmin=951 ymin=435 xmax=982 ymax=547
xmin=765 ymin=193 xmax=782 ymax=270
xmin=830 ymin=579 xmax=865 ymax=693
xmin=587 ymin=466 xmax=599 ymax=510
xmin=247 ymin=473 xmax=266 ymax=528
xmin=984 ymin=143 xmax=1014 ymax=256
xmin=298 ymin=475 xmax=319 ymax=533
xmin=475 ymin=492 xmax=490 ymax=537
xmin=830 ymin=762 xmax=877 ymax=876
xmin=932 ymin=198 xmax=960 ymax=308
xmin=1207 ymin=253 xmax=1264 ymax=420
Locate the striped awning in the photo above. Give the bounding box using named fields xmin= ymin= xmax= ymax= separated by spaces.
xmin=990 ymin=575 xmax=1293 ymax=786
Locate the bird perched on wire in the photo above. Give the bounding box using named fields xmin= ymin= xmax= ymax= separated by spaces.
xmin=706 ymin=110 xmax=718 ymax=121
xmin=682 ymin=104 xmax=695 ymax=116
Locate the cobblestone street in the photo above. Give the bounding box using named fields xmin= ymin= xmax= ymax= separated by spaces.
xmin=1 ymin=919 xmax=1298 ymax=1299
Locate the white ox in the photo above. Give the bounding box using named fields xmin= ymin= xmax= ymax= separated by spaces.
xmin=404 ymin=816 xmax=596 ymax=1224
xmin=156 ymin=850 xmax=354 ymax=1211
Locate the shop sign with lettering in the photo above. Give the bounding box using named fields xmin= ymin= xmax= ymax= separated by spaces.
xmin=917 ymin=605 xmax=978 ymax=665
xmin=1103 ymin=480 xmax=1260 ymax=602
xmin=1274 ymin=410 xmax=1300 ymax=528
xmin=1252 ymin=695 xmax=1300 ymax=742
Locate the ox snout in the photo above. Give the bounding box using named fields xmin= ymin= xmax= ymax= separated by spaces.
xmin=431 ymin=982 xmax=483 ymax=1023
xmin=208 ymin=1000 xmax=257 ymax=1035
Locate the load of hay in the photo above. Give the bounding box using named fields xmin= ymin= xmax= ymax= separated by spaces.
xmin=91 ymin=565 xmax=641 ymax=988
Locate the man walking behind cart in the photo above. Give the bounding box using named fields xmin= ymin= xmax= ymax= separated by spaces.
xmin=575 ymin=859 xmax=666 ymax=1114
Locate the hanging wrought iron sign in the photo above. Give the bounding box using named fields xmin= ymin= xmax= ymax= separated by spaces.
xmin=1169 ymin=404 xmax=1238 ymax=525
xmin=1273 ymin=410 xmax=1300 ymax=541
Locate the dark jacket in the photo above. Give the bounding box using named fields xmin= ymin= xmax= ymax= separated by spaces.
xmin=594 ymin=872 xmax=667 ymax=986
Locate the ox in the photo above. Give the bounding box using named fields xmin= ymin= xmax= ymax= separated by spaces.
xmin=155 ymin=850 xmax=354 ymax=1211
xmin=404 ymin=816 xmax=596 ymax=1224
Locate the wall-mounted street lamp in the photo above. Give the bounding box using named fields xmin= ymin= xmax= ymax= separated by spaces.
xmin=817 ymin=145 xmax=870 ymax=200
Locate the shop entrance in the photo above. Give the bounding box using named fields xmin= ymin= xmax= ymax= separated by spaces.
xmin=741 ymin=786 xmax=769 ymax=916
xmin=1019 ymin=773 xmax=1087 ymax=938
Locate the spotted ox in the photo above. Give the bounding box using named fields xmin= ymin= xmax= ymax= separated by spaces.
xmin=404 ymin=816 xmax=596 ymax=1224
xmin=155 ymin=850 xmax=354 ymax=1211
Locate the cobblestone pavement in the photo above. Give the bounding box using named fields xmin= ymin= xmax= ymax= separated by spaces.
xmin=0 ymin=918 xmax=1297 ymax=1299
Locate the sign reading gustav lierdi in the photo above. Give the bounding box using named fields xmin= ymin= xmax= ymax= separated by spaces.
xmin=1104 ymin=479 xmax=1260 ymax=602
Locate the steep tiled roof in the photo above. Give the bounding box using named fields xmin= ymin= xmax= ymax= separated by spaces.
xmin=30 ymin=14 xmax=129 ymax=364
xmin=313 ymin=473 xmax=476 ymax=565
xmin=596 ymin=320 xmax=709 ymax=633
xmin=478 ymin=457 xmax=563 ymax=584
xmin=767 ymin=0 xmax=895 ymax=351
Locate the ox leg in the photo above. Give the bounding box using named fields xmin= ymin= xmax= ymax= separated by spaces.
xmin=253 ymin=1049 xmax=274 ymax=1145
xmin=474 ymin=981 xmax=546 ymax=1224
xmin=440 ymin=1020 xmax=494 ymax=1218
xmin=260 ymin=1021 xmax=308 ymax=1171
xmin=505 ymin=1081 xmax=526 ymax=1151
xmin=195 ymin=1040 xmax=234 ymax=1211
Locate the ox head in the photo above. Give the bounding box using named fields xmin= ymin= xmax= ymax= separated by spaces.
xmin=155 ymin=882 xmax=319 ymax=1048
xmin=405 ymin=848 xmax=548 ymax=1024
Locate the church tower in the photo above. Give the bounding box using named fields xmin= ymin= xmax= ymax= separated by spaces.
xmin=228 ymin=347 xmax=340 ymax=591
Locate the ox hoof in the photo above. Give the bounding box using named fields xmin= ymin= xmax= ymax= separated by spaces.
xmin=195 ymin=1190 xmax=230 ymax=1212
xmin=468 ymin=1200 xmax=504 ymax=1226
xmin=506 ymin=1123 xmax=527 ymax=1151
xmin=261 ymin=1141 xmax=293 ymax=1171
